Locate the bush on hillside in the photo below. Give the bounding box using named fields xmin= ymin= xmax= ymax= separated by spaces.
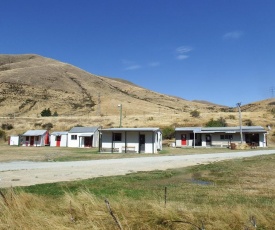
xmin=205 ymin=117 xmax=227 ymax=127
xmin=0 ymin=130 xmax=6 ymax=141
xmin=244 ymin=119 xmax=253 ymax=126
xmin=190 ymin=110 xmax=200 ymax=118
xmin=41 ymin=108 xmax=52 ymax=117
xmin=1 ymin=123 xmax=14 ymax=130
xmin=52 ymin=111 xmax=58 ymax=116
xmin=42 ymin=123 xmax=53 ymax=130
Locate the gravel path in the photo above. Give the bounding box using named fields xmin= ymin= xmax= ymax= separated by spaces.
xmin=0 ymin=150 xmax=274 ymax=188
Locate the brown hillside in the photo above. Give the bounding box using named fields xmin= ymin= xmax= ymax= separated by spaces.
xmin=0 ymin=54 xmax=223 ymax=117
xmin=0 ymin=54 xmax=274 ymax=145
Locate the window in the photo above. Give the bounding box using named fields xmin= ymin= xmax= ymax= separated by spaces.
xmin=220 ymin=134 xmax=233 ymax=140
xmin=35 ymin=136 xmax=39 ymax=141
xmin=71 ymin=135 xmax=77 ymax=140
xmin=113 ymin=133 xmax=122 ymax=141
xmin=26 ymin=136 xmax=29 ymax=141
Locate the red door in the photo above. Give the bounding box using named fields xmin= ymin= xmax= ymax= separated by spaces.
xmin=30 ymin=136 xmax=34 ymax=146
xmin=181 ymin=134 xmax=187 ymax=146
xmin=56 ymin=136 xmax=61 ymax=147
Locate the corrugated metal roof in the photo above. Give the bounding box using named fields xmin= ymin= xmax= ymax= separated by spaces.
xmin=68 ymin=126 xmax=99 ymax=133
xmin=51 ymin=132 xmax=68 ymax=136
xmin=100 ymin=127 xmax=160 ymax=132
xmin=175 ymin=127 xmax=202 ymax=132
xmin=175 ymin=126 xmax=267 ymax=133
xmin=22 ymin=130 xmax=47 ymax=136
xmin=79 ymin=134 xmax=94 ymax=137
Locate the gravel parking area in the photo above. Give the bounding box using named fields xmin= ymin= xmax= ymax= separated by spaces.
xmin=1 ymin=150 xmax=275 ymax=188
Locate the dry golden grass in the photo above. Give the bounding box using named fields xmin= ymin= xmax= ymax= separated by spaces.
xmin=0 ymin=153 xmax=275 ymax=229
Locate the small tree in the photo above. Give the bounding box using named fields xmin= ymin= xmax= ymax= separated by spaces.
xmin=53 ymin=111 xmax=58 ymax=117
xmin=162 ymin=126 xmax=175 ymax=139
xmin=190 ymin=110 xmax=200 ymax=118
xmin=41 ymin=108 xmax=52 ymax=117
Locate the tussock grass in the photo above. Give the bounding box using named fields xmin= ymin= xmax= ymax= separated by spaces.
xmin=1 ymin=155 xmax=275 ymax=229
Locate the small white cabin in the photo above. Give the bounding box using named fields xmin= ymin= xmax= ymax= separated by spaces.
xmin=175 ymin=126 xmax=267 ymax=148
xmin=50 ymin=132 xmax=68 ymax=147
xmin=8 ymin=135 xmax=20 ymax=146
xmin=21 ymin=130 xmax=50 ymax=147
xmin=99 ymin=127 xmax=162 ymax=154
xmin=67 ymin=127 xmax=100 ymax=148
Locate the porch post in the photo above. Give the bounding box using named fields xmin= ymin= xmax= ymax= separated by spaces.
xmin=193 ymin=131 xmax=195 ymax=148
xmin=125 ymin=131 xmax=127 ymax=153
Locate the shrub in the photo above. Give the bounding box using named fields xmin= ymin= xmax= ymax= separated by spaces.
xmin=41 ymin=108 xmax=52 ymax=117
xmin=1 ymin=123 xmax=14 ymax=130
xmin=228 ymin=115 xmax=235 ymax=120
xmin=244 ymin=119 xmax=253 ymax=126
xmin=190 ymin=110 xmax=200 ymax=118
xmin=0 ymin=130 xmax=6 ymax=141
xmin=205 ymin=117 xmax=227 ymax=127
xmin=42 ymin=123 xmax=53 ymax=130
xmin=52 ymin=111 xmax=58 ymax=117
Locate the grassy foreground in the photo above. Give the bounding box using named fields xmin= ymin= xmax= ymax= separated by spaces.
xmin=0 ymin=154 xmax=275 ymax=229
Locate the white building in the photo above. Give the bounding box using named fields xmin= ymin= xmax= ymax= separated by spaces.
xmin=175 ymin=126 xmax=267 ymax=148
xmin=99 ymin=127 xmax=162 ymax=153
xmin=21 ymin=130 xmax=50 ymax=147
xmin=50 ymin=132 xmax=68 ymax=147
xmin=67 ymin=127 xmax=100 ymax=148
xmin=9 ymin=135 xmax=20 ymax=146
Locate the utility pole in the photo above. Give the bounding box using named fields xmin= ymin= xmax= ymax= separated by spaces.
xmin=118 ymin=104 xmax=122 ymax=127
xmin=97 ymin=93 xmax=101 ymax=116
xmin=236 ymin=102 xmax=243 ymax=143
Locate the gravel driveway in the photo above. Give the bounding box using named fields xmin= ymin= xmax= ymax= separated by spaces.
xmin=1 ymin=150 xmax=274 ymax=188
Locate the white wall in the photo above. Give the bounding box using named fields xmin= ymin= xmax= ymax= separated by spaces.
xmin=101 ymin=131 xmax=161 ymax=153
xmin=68 ymin=132 xmax=99 ymax=148
xmin=9 ymin=136 xmax=20 ymax=146
xmin=67 ymin=133 xmax=80 ymax=147
xmin=50 ymin=134 xmax=68 ymax=147
xmin=259 ymin=133 xmax=266 ymax=147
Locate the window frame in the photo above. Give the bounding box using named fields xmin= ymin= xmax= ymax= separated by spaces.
xmin=71 ymin=135 xmax=77 ymax=140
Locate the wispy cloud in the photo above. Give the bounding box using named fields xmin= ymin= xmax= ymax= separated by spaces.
xmin=148 ymin=62 xmax=160 ymax=67
xmin=122 ymin=59 xmax=141 ymax=71
xmin=124 ymin=65 xmax=141 ymax=70
xmin=176 ymin=46 xmax=192 ymax=60
xmin=177 ymin=55 xmax=189 ymax=60
xmin=223 ymin=31 xmax=243 ymax=40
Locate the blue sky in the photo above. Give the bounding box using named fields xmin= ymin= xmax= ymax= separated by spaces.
xmin=1 ymin=0 xmax=274 ymax=106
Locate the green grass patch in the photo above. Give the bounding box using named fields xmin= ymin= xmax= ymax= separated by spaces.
xmin=18 ymin=155 xmax=275 ymax=206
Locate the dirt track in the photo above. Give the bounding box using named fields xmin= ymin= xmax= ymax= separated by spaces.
xmin=1 ymin=150 xmax=275 ymax=188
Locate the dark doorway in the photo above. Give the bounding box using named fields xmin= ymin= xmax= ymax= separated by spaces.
xmin=245 ymin=134 xmax=259 ymax=146
xmin=30 ymin=136 xmax=34 ymax=146
xmin=139 ymin=134 xmax=145 ymax=153
xmin=84 ymin=136 xmax=93 ymax=147
xmin=206 ymin=135 xmax=211 ymax=146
